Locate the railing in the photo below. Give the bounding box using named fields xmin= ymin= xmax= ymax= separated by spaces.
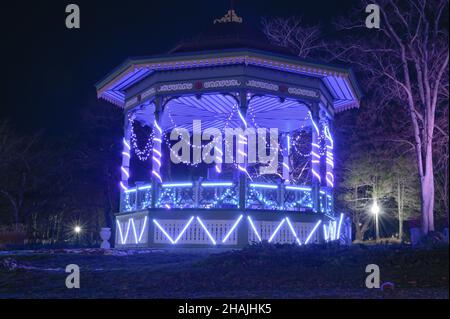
xmin=320 ymin=188 xmax=333 ymax=215
xmin=284 ymin=185 xmax=313 ymax=211
xmin=156 ymin=182 xmax=195 ymax=209
xmin=120 ymin=181 xmax=331 ymax=214
xmin=120 ymin=184 xmax=152 ymax=212
xmin=198 ymin=182 xmax=239 ymax=209
xmin=246 ymin=183 xmax=280 ymax=210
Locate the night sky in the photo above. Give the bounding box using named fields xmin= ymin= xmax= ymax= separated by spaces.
xmin=1 ymin=0 xmax=356 ymax=136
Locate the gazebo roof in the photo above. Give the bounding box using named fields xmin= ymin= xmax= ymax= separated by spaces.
xmin=169 ymin=17 xmax=292 ymax=56
xmin=96 ymin=11 xmax=362 ymax=113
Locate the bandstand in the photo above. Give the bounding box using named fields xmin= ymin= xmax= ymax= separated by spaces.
xmin=95 ymin=10 xmax=361 ymax=248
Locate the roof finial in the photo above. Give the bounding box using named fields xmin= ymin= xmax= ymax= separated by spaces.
xmin=213 ymin=2 xmax=243 ymax=24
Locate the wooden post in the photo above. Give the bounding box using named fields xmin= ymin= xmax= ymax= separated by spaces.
xmin=238 ymin=91 xmax=249 ymax=247
xmin=194 ymin=180 xmax=200 ymax=208
xmin=120 ymin=112 xmax=132 ymax=211
xmin=310 ymin=102 xmax=321 ymax=212
xmin=281 ymin=133 xmax=290 ymax=182
xmin=151 ymin=97 xmax=162 ymax=209
xmin=238 ymin=91 xmax=248 ymax=211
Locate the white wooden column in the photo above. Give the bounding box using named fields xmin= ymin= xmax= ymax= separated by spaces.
xmin=150 ymin=99 xmax=163 ymax=209
xmin=238 ymin=91 xmax=248 ymax=210
xmin=323 ymin=119 xmax=334 ymax=188
xmin=282 ymin=133 xmax=291 ymax=183
xmin=120 ymin=115 xmax=132 ymax=191
xmin=310 ymin=103 xmax=321 ymax=212
xmin=151 ymin=100 xmax=163 ymax=184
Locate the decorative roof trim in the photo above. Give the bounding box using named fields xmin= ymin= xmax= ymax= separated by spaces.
xmin=96 ymin=49 xmax=361 ymax=111
xmin=96 ymin=50 xmax=351 ymax=89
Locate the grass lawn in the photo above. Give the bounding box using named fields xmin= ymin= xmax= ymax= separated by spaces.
xmin=0 ymin=244 xmax=448 ymax=299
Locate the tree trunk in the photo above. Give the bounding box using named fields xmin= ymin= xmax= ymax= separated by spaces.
xmin=398 ymin=178 xmax=402 ymax=241
xmin=103 ymin=184 xmax=114 ymax=229
xmin=13 ymin=206 xmax=20 ymax=230
xmin=355 ymin=226 xmax=364 ymax=241
xmin=421 ymin=171 xmax=435 ymax=235
xmin=354 ymin=221 xmax=368 ymax=242
xmin=104 ymin=205 xmax=113 ymax=229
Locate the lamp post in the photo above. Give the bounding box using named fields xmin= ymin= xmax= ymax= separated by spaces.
xmin=371 ymin=201 xmax=380 ymax=243
xmin=74 ymin=226 xmax=81 ymax=246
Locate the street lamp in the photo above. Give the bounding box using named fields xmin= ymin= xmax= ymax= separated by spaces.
xmin=371 ymin=201 xmax=380 ymax=242
xmin=74 ymin=226 xmax=82 ymax=246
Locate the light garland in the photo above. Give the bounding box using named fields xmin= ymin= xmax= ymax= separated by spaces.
xmin=202 ymin=188 xmax=238 ymax=208
xmin=122 ymin=191 xmax=135 ymax=211
xmin=323 ymin=124 xmax=335 ymax=188
xmin=158 ymin=102 xmax=319 ymax=184
xmin=247 ymin=187 xmax=280 ymax=210
xmin=156 ymin=186 xmax=195 ymax=209
xmin=156 ymin=188 xmax=183 ymax=208
xmin=309 ymin=111 xmax=322 ymax=183
xmin=284 ymin=193 xmax=313 ymax=210
xmin=120 ymin=98 xmax=335 ymax=217
xmin=162 ymin=102 xmax=238 ymax=168
xmin=128 ymin=114 xmax=154 ymax=161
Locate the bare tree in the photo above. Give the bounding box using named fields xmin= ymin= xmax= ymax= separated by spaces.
xmin=338 ymin=152 xmax=394 ymax=241
xmin=262 ymin=17 xmax=325 ymax=58
xmin=390 ymin=157 xmax=421 ymax=240
xmin=78 ymin=100 xmax=122 ymax=230
xmin=434 ymin=101 xmax=449 ymax=224
xmin=262 ymin=0 xmax=449 ymax=236
xmin=0 ymin=121 xmax=41 ymax=228
xmin=333 ymin=0 xmax=449 ymax=235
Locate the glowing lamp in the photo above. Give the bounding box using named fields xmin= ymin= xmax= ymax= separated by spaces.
xmin=371 ymin=201 xmax=380 ymax=215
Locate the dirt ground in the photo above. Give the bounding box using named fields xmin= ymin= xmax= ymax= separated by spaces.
xmin=0 ymin=244 xmax=448 ymax=299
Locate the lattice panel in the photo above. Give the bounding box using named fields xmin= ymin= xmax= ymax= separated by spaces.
xmin=248 ymin=220 xmax=319 ymax=244
xmin=154 ymin=219 xmax=239 ymax=245
xmin=116 ymin=213 xmax=149 ymax=246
